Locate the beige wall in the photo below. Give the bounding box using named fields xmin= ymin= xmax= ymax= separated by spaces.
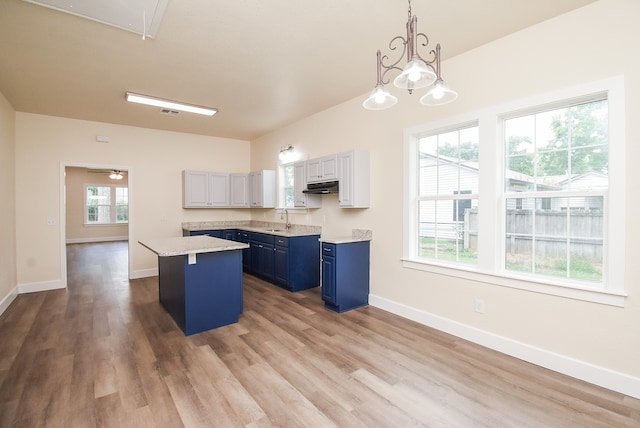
xmin=251 ymin=0 xmax=640 ymax=387
xmin=0 ymin=91 xmax=16 ymax=309
xmin=65 ymin=166 xmax=129 ymax=242
xmin=4 ymin=0 xmax=639 ymax=397
xmin=14 ymin=114 xmax=252 ymax=284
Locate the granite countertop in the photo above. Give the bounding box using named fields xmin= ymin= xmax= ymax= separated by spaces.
xmin=139 ymin=235 xmax=249 ymax=257
xmin=182 ymin=221 xmax=321 ymax=237
xmin=320 ymin=229 xmax=373 ymax=244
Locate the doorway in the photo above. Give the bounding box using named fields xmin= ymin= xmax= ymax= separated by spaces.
xmin=62 ymin=164 xmax=131 ymax=286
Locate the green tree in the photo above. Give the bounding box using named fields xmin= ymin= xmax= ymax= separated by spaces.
xmin=540 ymin=100 xmax=608 ymax=175
xmin=437 ymin=141 xmax=478 ymax=161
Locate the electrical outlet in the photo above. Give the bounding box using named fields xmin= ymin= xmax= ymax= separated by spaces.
xmin=474 ymin=299 xmax=485 ymax=314
xmin=47 ymin=218 xmax=56 ymax=226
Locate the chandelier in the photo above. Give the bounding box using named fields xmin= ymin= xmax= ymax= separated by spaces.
xmin=363 ymin=0 xmax=457 ymax=110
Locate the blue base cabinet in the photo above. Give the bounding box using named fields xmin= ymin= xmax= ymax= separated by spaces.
xmin=274 ymin=235 xmax=320 ymax=291
xmin=321 ymin=241 xmax=370 ymax=312
xmin=157 ymin=249 xmax=243 ymax=336
xmin=185 ymin=229 xmax=320 ymax=292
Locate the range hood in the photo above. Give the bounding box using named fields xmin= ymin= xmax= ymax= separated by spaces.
xmin=302 ymin=180 xmax=339 ymax=194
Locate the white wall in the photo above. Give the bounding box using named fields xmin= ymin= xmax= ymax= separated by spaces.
xmin=0 ymin=91 xmax=17 ymax=313
xmin=14 ymin=114 xmax=252 ymax=285
xmin=251 ymin=0 xmax=640 ymax=396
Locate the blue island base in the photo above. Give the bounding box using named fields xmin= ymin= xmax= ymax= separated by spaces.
xmin=158 ymin=249 xmax=243 ymax=336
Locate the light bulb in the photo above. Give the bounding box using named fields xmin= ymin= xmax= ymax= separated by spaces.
xmin=374 ymin=91 xmax=386 ymax=104
xmin=408 ymin=65 xmax=422 ymax=82
xmin=431 ymin=84 xmax=444 ymax=100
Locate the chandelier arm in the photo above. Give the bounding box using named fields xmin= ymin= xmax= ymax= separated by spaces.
xmin=378 ymin=35 xmax=407 ymax=83
xmin=413 ymin=32 xmax=437 ymax=68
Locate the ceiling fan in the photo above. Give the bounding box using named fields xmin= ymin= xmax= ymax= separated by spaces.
xmin=88 ymin=169 xmax=127 ymax=180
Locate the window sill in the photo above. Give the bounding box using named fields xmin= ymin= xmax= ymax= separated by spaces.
xmin=401 ymin=258 xmax=626 ymax=307
xmin=84 ymin=222 xmax=128 ymax=227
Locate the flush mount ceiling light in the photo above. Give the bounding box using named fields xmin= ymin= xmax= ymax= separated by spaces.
xmin=362 ymin=0 xmax=457 ymax=110
xmin=125 ymin=92 xmax=218 ymax=116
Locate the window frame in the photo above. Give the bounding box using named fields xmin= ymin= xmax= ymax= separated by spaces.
xmin=403 ymin=76 xmax=626 ymax=306
xmin=85 ymin=184 xmax=129 ymax=225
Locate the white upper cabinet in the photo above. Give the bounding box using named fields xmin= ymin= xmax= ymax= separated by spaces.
xmin=306 ymin=154 xmax=338 ymax=183
xmin=183 ymin=170 xmax=229 ymax=208
xmin=338 ymin=150 xmax=370 ymax=208
xmin=250 ymin=170 xmax=276 ymax=208
xmin=294 ymin=161 xmax=321 ymax=208
xmin=229 ymin=173 xmax=250 ymax=208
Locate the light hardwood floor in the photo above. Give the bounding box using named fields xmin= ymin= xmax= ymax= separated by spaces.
xmin=0 ymin=241 xmax=638 ymax=427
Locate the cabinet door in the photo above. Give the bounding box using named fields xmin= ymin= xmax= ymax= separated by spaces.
xmin=321 ymin=255 xmax=336 ymax=304
xmin=274 ymin=245 xmax=289 ymax=286
xmin=306 ymin=159 xmax=322 ymax=182
xmin=229 ymin=173 xmax=250 ymax=207
xmin=209 ymin=173 xmax=229 ymax=207
xmin=338 ymin=151 xmax=370 ymax=208
xmin=294 ymin=162 xmax=321 ymax=208
xmin=249 ymin=170 xmax=276 ymax=208
xmin=306 ymin=155 xmax=337 ymax=183
xmin=320 ymin=155 xmax=338 ymax=181
xmin=183 ymin=170 xmax=210 ymax=207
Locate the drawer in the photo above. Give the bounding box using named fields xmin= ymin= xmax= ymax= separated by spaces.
xmin=321 ymin=243 xmax=335 ymax=256
xmin=251 ymin=232 xmax=275 ymax=245
xmin=275 ymin=237 xmax=288 ymax=247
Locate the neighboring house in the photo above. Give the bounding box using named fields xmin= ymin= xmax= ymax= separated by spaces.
xmin=419 ymin=153 xmax=608 ymax=245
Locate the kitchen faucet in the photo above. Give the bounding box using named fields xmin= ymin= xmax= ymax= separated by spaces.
xmin=281 ymin=208 xmax=291 ymax=230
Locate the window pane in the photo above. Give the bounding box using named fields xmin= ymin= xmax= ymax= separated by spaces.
xmin=284 ymin=165 xmax=294 ymax=187
xmin=284 ymin=188 xmax=294 ymax=207
xmin=419 ymin=200 xmax=478 ymax=264
xmin=504 ymin=99 xmax=608 ymax=193
xmin=505 ymin=196 xmax=603 ymax=282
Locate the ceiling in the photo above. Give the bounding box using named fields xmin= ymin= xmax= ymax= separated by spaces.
xmin=0 ymin=0 xmax=597 ymax=141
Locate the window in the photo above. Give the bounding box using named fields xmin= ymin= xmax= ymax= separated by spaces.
xmin=86 ymin=185 xmax=128 ymax=224
xmin=504 ymin=98 xmax=608 ymax=282
xmin=417 ymin=124 xmax=479 ymax=265
xmin=404 ymin=77 xmax=626 ymax=306
xmin=278 ymin=162 xmax=295 ymax=208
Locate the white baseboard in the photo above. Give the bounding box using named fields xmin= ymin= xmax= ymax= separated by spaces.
xmin=131 ymin=268 xmax=157 ymax=279
xmin=18 ymin=279 xmax=66 ymax=294
xmin=369 ymin=294 xmax=640 ymax=400
xmin=66 ymin=236 xmax=128 ymax=244
xmin=0 ymin=286 xmax=18 ymax=317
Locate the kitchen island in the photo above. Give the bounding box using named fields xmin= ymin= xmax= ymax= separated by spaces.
xmin=139 ymin=235 xmax=249 ymax=336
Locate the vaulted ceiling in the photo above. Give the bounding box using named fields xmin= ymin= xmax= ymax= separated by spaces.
xmin=0 ymin=0 xmax=597 ymax=140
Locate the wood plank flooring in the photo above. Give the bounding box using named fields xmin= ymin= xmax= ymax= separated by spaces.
xmin=0 ymin=241 xmax=639 ymax=427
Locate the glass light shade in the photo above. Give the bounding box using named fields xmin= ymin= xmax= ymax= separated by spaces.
xmin=393 ymin=59 xmax=437 ymax=90
xmin=420 ymin=81 xmax=458 ymax=106
xmin=362 ymin=85 xmax=398 ymax=110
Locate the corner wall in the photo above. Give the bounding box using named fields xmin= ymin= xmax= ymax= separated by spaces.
xmin=251 ymin=0 xmax=640 ymax=397
xmin=0 ymin=91 xmax=17 ymax=314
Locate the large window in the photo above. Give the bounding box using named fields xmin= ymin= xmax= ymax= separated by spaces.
xmin=86 ymin=185 xmax=128 ymax=224
xmin=404 ymin=77 xmax=626 ymax=305
xmin=418 ymin=124 xmax=479 ymax=265
xmin=504 ymin=98 xmax=608 ymax=282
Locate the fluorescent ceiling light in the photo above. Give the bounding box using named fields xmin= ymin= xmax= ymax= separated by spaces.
xmin=125 ymin=92 xmax=217 ymax=116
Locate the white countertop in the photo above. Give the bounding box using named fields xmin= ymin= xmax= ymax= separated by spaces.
xmin=320 ymin=236 xmax=372 ymax=244
xmin=320 ymin=228 xmax=373 ymax=244
xmin=139 ymin=235 xmax=249 ymax=257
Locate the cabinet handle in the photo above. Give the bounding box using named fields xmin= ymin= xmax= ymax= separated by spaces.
xmin=323 ymin=248 xmax=332 ymax=252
